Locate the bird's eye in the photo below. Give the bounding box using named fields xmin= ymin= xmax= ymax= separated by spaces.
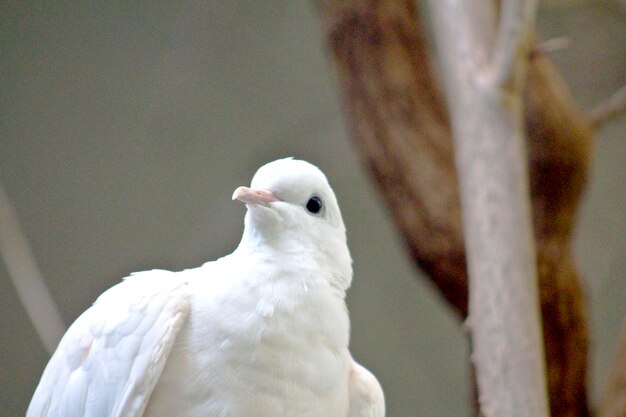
xmin=305 ymin=196 xmax=323 ymax=215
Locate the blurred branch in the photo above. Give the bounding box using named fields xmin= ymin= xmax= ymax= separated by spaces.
xmin=491 ymin=0 xmax=539 ymax=88
xmin=317 ymin=1 xmax=592 ymax=416
xmin=525 ymin=49 xmax=592 ymax=417
xmin=588 ymin=85 xmax=626 ymax=129
xmin=532 ymin=37 xmax=571 ymax=56
xmin=320 ymin=0 xmax=467 ymax=314
xmin=0 ymin=184 xmax=65 ymax=355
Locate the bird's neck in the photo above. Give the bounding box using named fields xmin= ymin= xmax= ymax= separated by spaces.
xmin=235 ymin=227 xmax=353 ymax=295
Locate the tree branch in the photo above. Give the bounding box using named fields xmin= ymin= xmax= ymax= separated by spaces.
xmin=317 ymin=1 xmax=592 ymax=416
xmin=525 ymin=49 xmax=592 ymax=417
xmin=430 ymin=0 xmax=550 ymax=414
xmin=320 ymin=0 xmax=468 ymax=314
xmin=532 ymin=37 xmax=570 ymax=56
xmin=491 ymin=0 xmax=539 ymax=89
xmin=588 ymin=85 xmax=626 ymax=129
xmin=0 ymin=184 xmax=66 ymax=355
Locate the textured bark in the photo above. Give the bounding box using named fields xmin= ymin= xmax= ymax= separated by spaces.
xmin=428 ymin=0 xmax=549 ymax=414
xmin=318 ymin=1 xmax=592 ymax=416
xmin=321 ymin=0 xmax=467 ymax=314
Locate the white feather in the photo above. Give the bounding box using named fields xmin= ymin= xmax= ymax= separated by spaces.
xmin=27 ymin=158 xmax=384 ymax=417
xmin=27 ymin=271 xmax=190 ymax=417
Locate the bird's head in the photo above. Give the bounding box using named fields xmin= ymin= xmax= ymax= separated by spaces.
xmin=233 ymin=158 xmax=352 ymax=290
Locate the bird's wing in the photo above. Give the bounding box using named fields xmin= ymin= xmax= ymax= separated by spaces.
xmin=348 ymin=359 xmax=385 ymax=417
xmin=27 ymin=270 xmax=191 ymax=417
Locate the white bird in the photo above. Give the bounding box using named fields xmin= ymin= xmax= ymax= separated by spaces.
xmin=27 ymin=158 xmax=385 ymax=417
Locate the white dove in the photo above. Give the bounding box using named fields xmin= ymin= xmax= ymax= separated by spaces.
xmin=27 ymin=158 xmax=385 ymax=417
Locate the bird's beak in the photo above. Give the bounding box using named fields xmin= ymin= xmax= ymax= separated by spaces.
xmin=232 ymin=186 xmax=278 ymax=206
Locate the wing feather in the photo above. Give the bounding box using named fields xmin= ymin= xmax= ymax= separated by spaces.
xmin=27 ymin=270 xmax=190 ymax=417
xmin=348 ymin=359 xmax=385 ymax=417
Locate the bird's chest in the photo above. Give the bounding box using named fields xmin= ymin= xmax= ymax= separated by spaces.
xmin=147 ymin=273 xmax=351 ymax=417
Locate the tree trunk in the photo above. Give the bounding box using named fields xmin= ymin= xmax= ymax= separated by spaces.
xmin=428 ymin=0 xmax=549 ymax=415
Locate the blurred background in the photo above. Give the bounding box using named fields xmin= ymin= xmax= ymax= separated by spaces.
xmin=0 ymin=1 xmax=624 ymax=416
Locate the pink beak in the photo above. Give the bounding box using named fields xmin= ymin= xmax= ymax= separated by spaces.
xmin=232 ymin=186 xmax=279 ymax=206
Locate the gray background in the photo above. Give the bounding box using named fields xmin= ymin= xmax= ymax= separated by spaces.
xmin=1 ymin=1 xmax=624 ymax=416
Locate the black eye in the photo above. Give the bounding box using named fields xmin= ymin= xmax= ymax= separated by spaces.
xmin=305 ymin=196 xmax=323 ymax=214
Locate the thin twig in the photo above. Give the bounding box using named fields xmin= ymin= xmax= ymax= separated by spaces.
xmin=589 ymin=85 xmax=626 ymax=129
xmin=532 ymin=37 xmax=571 ymax=56
xmin=0 ymin=184 xmax=65 ymax=355
xmin=491 ymin=0 xmax=540 ymax=89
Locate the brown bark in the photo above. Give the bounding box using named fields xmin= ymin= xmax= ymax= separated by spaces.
xmin=318 ymin=1 xmax=592 ymax=416
xmin=527 ymin=53 xmax=592 ymax=417
xmin=321 ymin=0 xmax=467 ymax=314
